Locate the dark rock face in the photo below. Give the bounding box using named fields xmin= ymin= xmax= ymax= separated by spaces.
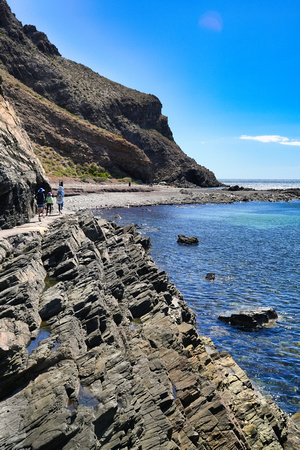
xmin=177 ymin=234 xmax=199 ymax=245
xmin=0 ymin=78 xmax=50 ymax=229
xmin=0 ymin=0 xmax=222 ymax=187
xmin=0 ymin=212 xmax=294 ymax=448
xmin=23 ymin=24 xmax=60 ymax=56
xmin=218 ymin=307 xmax=278 ymax=329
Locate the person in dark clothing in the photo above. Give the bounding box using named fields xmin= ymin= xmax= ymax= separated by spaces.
xmin=35 ymin=188 xmax=45 ymax=221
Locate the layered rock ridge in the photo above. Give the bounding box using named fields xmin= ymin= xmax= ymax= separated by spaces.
xmin=0 ymin=0 xmax=221 ymax=187
xmin=0 ymin=75 xmax=49 ymax=229
xmin=0 ymin=212 xmax=290 ymax=449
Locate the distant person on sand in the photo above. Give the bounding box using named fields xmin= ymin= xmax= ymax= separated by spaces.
xmin=35 ymin=188 xmax=45 ymax=221
xmin=56 ymin=185 xmax=64 ymax=214
xmin=46 ymin=192 xmax=53 ymax=215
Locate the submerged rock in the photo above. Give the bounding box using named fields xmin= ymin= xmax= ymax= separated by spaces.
xmin=218 ymin=307 xmax=278 ymax=329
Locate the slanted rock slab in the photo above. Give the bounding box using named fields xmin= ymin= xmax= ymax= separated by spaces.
xmin=218 ymin=307 xmax=278 ymax=329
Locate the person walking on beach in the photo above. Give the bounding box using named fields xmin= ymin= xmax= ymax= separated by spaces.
xmin=35 ymin=188 xmax=45 ymax=221
xmin=46 ymin=192 xmax=53 ymax=215
xmin=56 ymin=185 xmax=64 ymax=214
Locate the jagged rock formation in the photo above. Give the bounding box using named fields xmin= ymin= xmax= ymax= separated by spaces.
xmin=0 ymin=211 xmax=295 ymax=449
xmin=0 ymin=75 xmax=49 ymax=229
xmin=0 ymin=0 xmax=221 ymax=187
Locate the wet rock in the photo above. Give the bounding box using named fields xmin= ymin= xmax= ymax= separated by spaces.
xmin=227 ymin=185 xmax=245 ymax=191
xmin=205 ymin=272 xmax=215 ymax=280
xmin=177 ymin=234 xmax=199 ymax=245
xmin=39 ymin=282 xmax=66 ymax=320
xmin=218 ymin=307 xmax=278 ymax=329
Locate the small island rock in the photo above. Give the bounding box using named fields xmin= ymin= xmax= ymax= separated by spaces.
xmin=177 ymin=234 xmax=199 ymax=245
xmin=218 ymin=307 xmax=278 ymax=330
xmin=205 ymin=273 xmax=216 ymax=280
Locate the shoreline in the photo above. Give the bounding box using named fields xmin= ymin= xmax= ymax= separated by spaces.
xmin=0 ymin=210 xmax=295 ymax=448
xmin=0 ymin=184 xmax=299 ymax=446
xmin=1 ymin=182 xmax=299 ymax=240
xmin=49 ymin=179 xmax=300 ymax=211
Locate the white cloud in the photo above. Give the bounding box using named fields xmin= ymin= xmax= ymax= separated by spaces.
xmin=240 ymin=135 xmax=300 ymax=146
xmin=280 ymin=140 xmax=300 ymax=146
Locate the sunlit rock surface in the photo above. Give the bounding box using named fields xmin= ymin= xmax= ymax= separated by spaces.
xmin=0 ymin=212 xmax=297 ymax=449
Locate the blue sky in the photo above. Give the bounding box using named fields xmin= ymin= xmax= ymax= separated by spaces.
xmin=7 ymin=0 xmax=300 ymax=179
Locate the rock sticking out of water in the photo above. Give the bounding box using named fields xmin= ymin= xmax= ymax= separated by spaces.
xmin=205 ymin=272 xmax=216 ymax=281
xmin=177 ymin=234 xmax=199 ymax=245
xmin=218 ymin=307 xmax=278 ymax=330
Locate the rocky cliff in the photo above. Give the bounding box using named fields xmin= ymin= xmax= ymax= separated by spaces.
xmin=0 ymin=70 xmax=153 ymax=183
xmin=0 ymin=211 xmax=297 ymax=449
xmin=0 ymin=75 xmax=49 ymax=229
xmin=0 ymin=0 xmax=221 ymax=187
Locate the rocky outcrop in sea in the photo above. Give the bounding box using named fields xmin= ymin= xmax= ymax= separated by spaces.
xmin=0 ymin=211 xmax=296 ymax=449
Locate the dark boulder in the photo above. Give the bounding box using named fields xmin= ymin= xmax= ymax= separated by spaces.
xmin=227 ymin=185 xmax=254 ymax=192
xmin=218 ymin=307 xmax=278 ymax=330
xmin=228 ymin=185 xmax=244 ymax=191
xmin=177 ymin=234 xmax=199 ymax=245
xmin=205 ymin=273 xmax=215 ymax=281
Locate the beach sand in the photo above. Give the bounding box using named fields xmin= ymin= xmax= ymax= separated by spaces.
xmin=50 ymin=178 xmax=300 ymax=211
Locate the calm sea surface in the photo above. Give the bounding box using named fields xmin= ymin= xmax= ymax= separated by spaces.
xmin=95 ymin=181 xmax=300 ymax=416
xmin=219 ymin=179 xmax=300 ymax=190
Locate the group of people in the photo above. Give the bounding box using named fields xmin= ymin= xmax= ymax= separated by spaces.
xmin=35 ymin=185 xmax=64 ymax=221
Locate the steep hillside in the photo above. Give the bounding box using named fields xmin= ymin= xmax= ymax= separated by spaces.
xmin=0 ymin=0 xmax=221 ymax=187
xmin=0 ymin=75 xmax=49 ymax=228
xmin=1 ymin=70 xmax=152 ymax=182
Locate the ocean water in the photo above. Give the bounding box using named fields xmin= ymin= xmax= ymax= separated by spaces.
xmin=95 ymin=195 xmax=300 ymax=416
xmin=219 ymin=179 xmax=300 ymax=190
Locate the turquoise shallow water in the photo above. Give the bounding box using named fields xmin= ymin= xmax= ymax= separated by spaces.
xmin=95 ymin=199 xmax=300 ymax=416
